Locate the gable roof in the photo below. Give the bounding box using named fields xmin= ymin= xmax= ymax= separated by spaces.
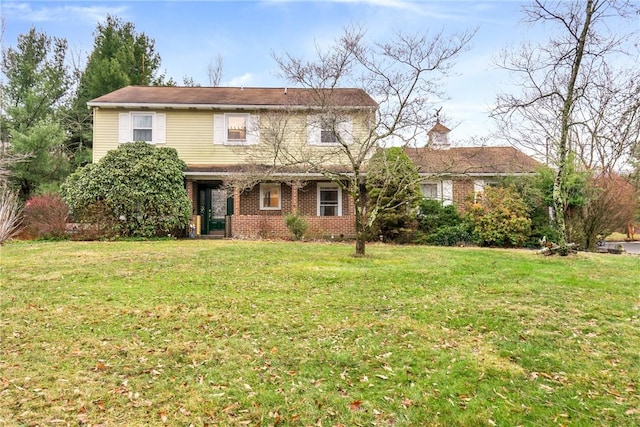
xmin=87 ymin=85 xmax=378 ymax=110
xmin=405 ymin=146 xmax=542 ymax=176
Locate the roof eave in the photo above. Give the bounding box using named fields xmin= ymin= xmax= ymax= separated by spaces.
xmin=87 ymin=102 xmax=377 ymax=111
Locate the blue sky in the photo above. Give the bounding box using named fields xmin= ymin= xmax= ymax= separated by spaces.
xmin=0 ymin=0 xmax=577 ymax=141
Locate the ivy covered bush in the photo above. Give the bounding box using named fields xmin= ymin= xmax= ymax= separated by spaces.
xmin=61 ymin=142 xmax=191 ymax=238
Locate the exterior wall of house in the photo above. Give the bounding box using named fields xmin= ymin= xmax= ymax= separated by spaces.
xmin=93 ymin=105 xmax=367 ymax=240
xmin=231 ymin=215 xmax=355 ymax=240
xmin=452 ymin=178 xmax=475 ymax=209
xmin=92 ymin=108 xmax=372 ymax=166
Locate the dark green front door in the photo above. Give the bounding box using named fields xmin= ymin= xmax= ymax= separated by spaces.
xmin=199 ymin=187 xmax=228 ymax=235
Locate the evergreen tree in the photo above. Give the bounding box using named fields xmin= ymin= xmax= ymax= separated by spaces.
xmin=366 ymin=147 xmax=422 ymax=242
xmin=66 ymin=15 xmax=164 ymax=153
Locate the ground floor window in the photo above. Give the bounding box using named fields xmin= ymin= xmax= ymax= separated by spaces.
xmin=317 ymin=183 xmax=342 ymax=216
xmin=260 ymin=183 xmax=281 ymax=210
xmin=421 ymin=182 xmax=440 ymax=200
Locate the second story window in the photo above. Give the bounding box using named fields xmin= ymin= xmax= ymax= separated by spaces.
xmin=119 ymin=112 xmax=166 ymax=144
xmin=227 ymin=114 xmax=247 ymax=142
xmin=320 ymin=118 xmax=339 ymax=144
xmin=307 ymin=114 xmax=353 ymax=146
xmin=132 ymin=113 xmax=153 ymax=142
xmin=214 ymin=113 xmax=259 ymax=145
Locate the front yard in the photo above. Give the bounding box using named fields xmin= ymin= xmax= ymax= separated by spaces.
xmin=1 ymin=240 xmax=638 ymax=426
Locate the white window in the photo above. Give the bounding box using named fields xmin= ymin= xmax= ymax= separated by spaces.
xmin=421 ymin=182 xmax=440 ymax=200
xmin=317 ymin=183 xmax=342 ymax=216
xmin=307 ymin=115 xmax=353 ymax=145
xmin=227 ymin=114 xmax=247 ymax=142
xmin=320 ymin=117 xmax=339 ymax=143
xmin=214 ymin=113 xmax=259 ymax=145
xmin=118 ymin=112 xmax=166 ymax=144
xmin=260 ymin=183 xmax=281 ymax=210
xmin=132 ymin=113 xmax=153 ymax=142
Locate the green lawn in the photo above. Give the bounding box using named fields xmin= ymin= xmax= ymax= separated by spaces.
xmin=1 ymin=240 xmax=639 ymax=426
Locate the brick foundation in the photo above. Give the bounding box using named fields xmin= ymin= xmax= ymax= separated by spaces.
xmin=231 ymin=214 xmax=355 ymax=240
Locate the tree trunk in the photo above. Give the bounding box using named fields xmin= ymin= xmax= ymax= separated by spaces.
xmin=354 ymin=195 xmax=366 ymax=257
xmin=554 ymin=0 xmax=595 ymax=255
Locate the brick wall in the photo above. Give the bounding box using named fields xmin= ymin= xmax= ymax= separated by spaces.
xmin=452 ymin=178 xmax=475 ymax=211
xmin=239 ymin=184 xmax=293 ymax=215
xmin=231 ymin=214 xmax=355 ymax=239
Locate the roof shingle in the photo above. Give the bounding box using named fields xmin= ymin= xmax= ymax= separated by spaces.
xmin=88 ymin=85 xmax=378 ymax=109
xmin=405 ymin=146 xmax=542 ymax=175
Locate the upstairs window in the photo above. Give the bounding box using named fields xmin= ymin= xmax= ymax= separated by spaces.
xmin=132 ymin=113 xmax=153 ymax=142
xmin=227 ymin=114 xmax=247 ymax=142
xmin=307 ymin=114 xmax=353 ymax=146
xmin=320 ymin=118 xmax=339 ymax=144
xmin=214 ymin=113 xmax=259 ymax=145
xmin=118 ymin=112 xmax=166 ymax=144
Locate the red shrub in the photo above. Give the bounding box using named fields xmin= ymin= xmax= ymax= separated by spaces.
xmin=22 ymin=194 xmax=70 ymax=240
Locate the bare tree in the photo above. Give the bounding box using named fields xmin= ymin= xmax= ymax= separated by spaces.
xmin=492 ymin=0 xmax=639 ymax=254
xmin=208 ymin=54 xmax=224 ymax=87
xmin=246 ymin=25 xmax=474 ymax=256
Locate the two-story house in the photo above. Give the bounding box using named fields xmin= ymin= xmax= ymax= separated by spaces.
xmin=88 ymin=85 xmax=378 ymax=239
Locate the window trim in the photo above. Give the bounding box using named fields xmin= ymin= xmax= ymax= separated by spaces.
xmin=131 ymin=112 xmax=154 ymax=142
xmin=317 ymin=183 xmax=342 ymax=217
xmin=421 ymin=181 xmax=442 ymax=200
xmin=226 ymin=113 xmax=248 ymax=144
xmin=259 ymin=183 xmax=281 ymax=211
xmin=307 ymin=114 xmax=353 ymax=146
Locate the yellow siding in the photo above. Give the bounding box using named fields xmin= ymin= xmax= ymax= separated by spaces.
xmin=92 ymin=108 xmax=373 ymax=166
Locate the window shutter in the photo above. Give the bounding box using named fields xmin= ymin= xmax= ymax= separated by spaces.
xmin=119 ymin=113 xmax=130 ymax=143
xmin=247 ymin=114 xmax=260 ymax=145
xmin=213 ymin=114 xmax=225 ymax=144
xmin=442 ymin=180 xmax=453 ymax=206
xmin=154 ymin=113 xmax=166 ymax=144
xmin=307 ymin=115 xmax=321 ymax=145
xmin=338 ymin=117 xmax=353 ymax=144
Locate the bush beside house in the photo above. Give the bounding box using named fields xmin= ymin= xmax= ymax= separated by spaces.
xmin=61 ymin=142 xmax=191 ymax=239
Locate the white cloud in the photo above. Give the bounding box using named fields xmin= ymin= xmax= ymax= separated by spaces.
xmin=2 ymin=2 xmax=127 ymax=24
xmin=227 ymin=73 xmax=254 ymax=87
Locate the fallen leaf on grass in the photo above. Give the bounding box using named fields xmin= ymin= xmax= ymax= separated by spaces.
xmin=349 ymin=400 xmax=363 ymax=411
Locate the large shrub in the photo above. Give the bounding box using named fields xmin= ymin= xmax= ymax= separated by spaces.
xmin=465 ymin=185 xmax=531 ymax=247
xmin=415 ymin=199 xmax=472 ymax=246
xmin=61 ymin=142 xmax=191 ymax=238
xmin=22 ymin=193 xmax=69 ymax=240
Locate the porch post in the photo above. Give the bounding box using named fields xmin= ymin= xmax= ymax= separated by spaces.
xmin=233 ymin=185 xmax=241 ymax=215
xmin=291 ymin=181 xmax=300 ymax=213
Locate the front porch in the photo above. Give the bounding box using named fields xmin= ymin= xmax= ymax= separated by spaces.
xmin=185 ymin=179 xmax=356 ymax=239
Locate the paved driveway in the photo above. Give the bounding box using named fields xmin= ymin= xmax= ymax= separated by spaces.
xmin=602 ymin=241 xmax=640 ymax=255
